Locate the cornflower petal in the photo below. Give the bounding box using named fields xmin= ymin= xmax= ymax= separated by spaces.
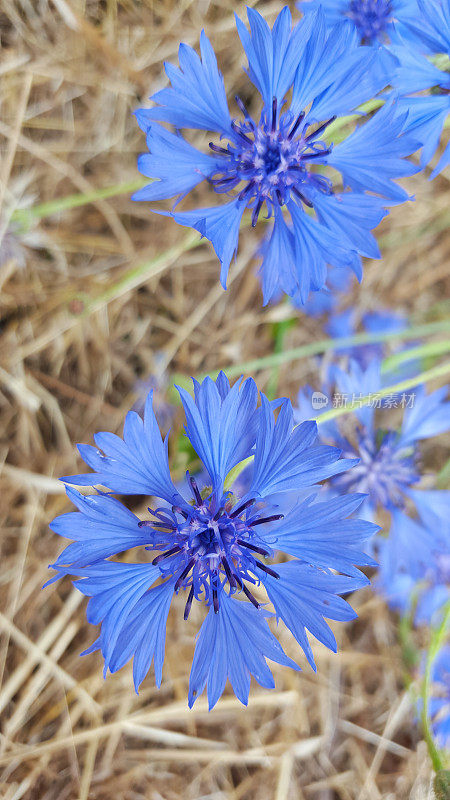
xmin=261 ymin=562 xmax=361 ymax=669
xmin=188 ymin=593 xmax=299 ymax=710
xmin=63 ymin=391 xmax=185 ymax=504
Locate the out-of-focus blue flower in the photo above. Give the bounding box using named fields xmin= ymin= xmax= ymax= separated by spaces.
xmin=376 ymin=507 xmax=449 ymax=623
xmin=133 ymin=6 xmax=419 ymax=305
xmin=426 ymin=644 xmax=450 ymax=750
xmin=325 ymin=306 xmax=408 ymax=370
xmin=293 ymin=266 xmax=353 ymax=317
xmin=391 ymin=0 xmax=450 ymax=177
xmin=294 ymin=361 xmax=450 ymax=620
xmin=298 ymin=0 xmax=417 ymax=47
xmin=48 ymin=372 xmax=377 ymax=709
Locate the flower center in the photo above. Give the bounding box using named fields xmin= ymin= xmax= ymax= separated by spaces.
xmin=140 ymin=474 xmax=282 ymax=617
xmin=348 ymin=0 xmax=393 ymax=42
xmin=209 ymin=97 xmax=335 ymax=226
xmin=332 ymin=430 xmax=418 ymax=509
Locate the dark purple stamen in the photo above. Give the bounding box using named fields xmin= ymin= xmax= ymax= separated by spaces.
xmin=251 ymin=198 xmax=264 ymax=227
xmin=172 ymin=505 xmax=189 ymax=519
xmin=152 ymin=545 xmax=182 ymax=565
xmin=288 ymin=111 xmax=305 ymax=140
xmin=292 ymin=187 xmax=314 ymax=208
xmin=255 ymin=561 xmax=280 ymax=579
xmin=271 ymin=97 xmax=277 ymax=132
xmin=305 ymin=116 xmax=336 ymax=142
xmin=222 ymin=556 xmax=237 ymax=588
xmin=303 ymin=148 xmax=331 ymax=161
xmin=212 ymin=587 xmax=219 ymax=613
xmin=234 ymin=573 xmax=259 ymax=608
xmin=213 ymin=506 xmax=225 ymax=521
xmin=231 ymin=498 xmax=256 ymax=518
xmin=242 ymin=583 xmax=260 ymax=608
xmin=188 ymin=473 xmax=203 ymax=505
xmin=174 ymin=558 xmax=195 ymax=592
xmin=248 ymin=514 xmax=283 ymax=527
xmin=235 ymin=95 xmax=252 ymax=121
xmin=237 ymin=538 xmax=270 ymax=556
xmin=209 ymin=142 xmax=230 ymax=155
xmin=139 ymin=519 xmax=174 ymax=530
xmin=238 ymin=180 xmax=255 ymax=201
xmin=184 ymin=586 xmax=195 ymax=620
xmin=231 ymin=120 xmax=253 ymax=145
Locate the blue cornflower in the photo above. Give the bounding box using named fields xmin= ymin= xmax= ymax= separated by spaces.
xmin=425 ymin=644 xmax=450 ymax=750
xmin=133 ymin=6 xmax=419 ymax=305
xmin=295 ymin=361 xmax=450 ymax=620
xmin=376 ymin=508 xmax=449 ymax=623
xmin=325 ymin=306 xmax=408 ymax=370
xmin=48 ymin=372 xmax=377 ymax=709
xmin=298 ymin=0 xmax=417 ymax=46
xmin=391 ymin=0 xmax=450 ymax=177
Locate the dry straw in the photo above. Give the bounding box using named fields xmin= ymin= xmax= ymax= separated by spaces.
xmin=0 ymin=1 xmax=449 ymax=797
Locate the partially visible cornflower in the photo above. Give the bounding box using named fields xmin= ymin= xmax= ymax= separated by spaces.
xmin=293 ymin=266 xmax=353 ymax=317
xmin=47 ymin=372 xmax=377 ymax=709
xmin=295 ymin=360 xmax=450 ymax=617
xmin=133 ymin=6 xmax=419 ymax=305
xmin=298 ymin=0 xmax=417 ymax=47
xmin=424 ymin=644 xmax=450 ymax=750
xmin=325 ymin=306 xmax=408 ymax=369
xmin=377 ymin=510 xmax=449 ymax=624
xmin=391 ymin=0 xmax=450 ymax=177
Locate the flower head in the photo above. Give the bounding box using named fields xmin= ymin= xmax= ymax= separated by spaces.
xmin=391 ymin=0 xmax=450 ymax=177
xmin=48 ymin=373 xmax=376 ymax=708
xmin=133 ymin=6 xmax=419 ymax=305
xmin=425 ymin=644 xmax=450 ymax=750
xmin=325 ymin=306 xmax=409 ymax=370
xmin=295 ymin=361 xmax=450 ymax=623
xmin=298 ymin=0 xmax=416 ymax=46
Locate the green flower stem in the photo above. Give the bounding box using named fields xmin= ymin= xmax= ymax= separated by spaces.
xmin=223 ymin=359 xmax=450 ymax=488
xmin=382 ymin=338 xmax=450 ymax=373
xmin=205 ymin=319 xmax=450 ymax=381
xmin=421 ymin=602 xmax=450 ymax=773
xmin=317 ymin=360 xmax=450 ymax=424
xmin=11 ymin=178 xmax=147 ymax=228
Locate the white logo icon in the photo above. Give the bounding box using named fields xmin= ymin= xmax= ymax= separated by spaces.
xmin=311 ymin=391 xmax=329 ymax=410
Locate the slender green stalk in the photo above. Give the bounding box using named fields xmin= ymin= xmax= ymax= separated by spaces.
xmin=421 ymin=603 xmax=450 ymax=773
xmin=204 ymin=319 xmax=450 ymax=380
xmin=382 ymin=339 xmax=450 ymax=373
xmin=316 ymin=361 xmax=450 ymax=424
xmin=11 ymin=178 xmax=147 ymax=228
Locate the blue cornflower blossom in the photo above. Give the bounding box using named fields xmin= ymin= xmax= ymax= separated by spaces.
xmin=293 ymin=266 xmax=353 ymax=317
xmin=47 ymin=373 xmax=377 ymax=709
xmin=298 ymin=0 xmax=417 ymax=46
xmin=133 ymin=6 xmax=419 ymax=305
xmin=424 ymin=644 xmax=450 ymax=750
xmin=325 ymin=306 xmax=408 ymax=369
xmin=295 ymin=360 xmax=450 ymax=619
xmin=391 ymin=0 xmax=450 ymax=177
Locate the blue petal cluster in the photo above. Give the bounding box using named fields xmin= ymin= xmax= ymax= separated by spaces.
xmin=48 ymin=373 xmax=377 ymax=709
xmin=295 ymin=360 xmax=450 ymax=623
xmin=424 ymin=645 xmax=450 ymax=750
xmin=391 ymin=0 xmax=450 ymax=177
xmin=133 ymin=6 xmax=419 ymax=305
xmin=298 ymin=0 xmax=417 ymax=46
